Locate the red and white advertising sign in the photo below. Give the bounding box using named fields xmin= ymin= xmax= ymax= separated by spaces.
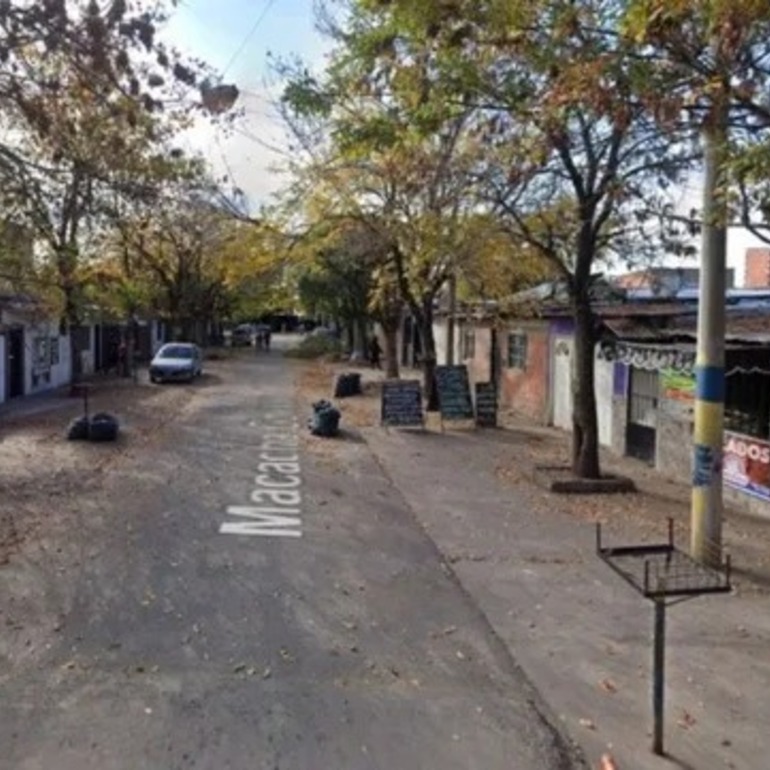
xmin=723 ymin=431 xmax=770 ymax=500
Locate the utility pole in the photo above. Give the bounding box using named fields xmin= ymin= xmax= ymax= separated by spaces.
xmin=690 ymin=99 xmax=728 ymax=567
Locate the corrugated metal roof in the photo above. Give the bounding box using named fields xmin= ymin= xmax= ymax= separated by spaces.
xmin=603 ymin=308 xmax=770 ymax=345
xmin=602 ymin=317 xmax=672 ymax=340
xmin=667 ymin=312 xmax=770 ymax=343
xmin=598 ymin=302 xmax=697 ymax=318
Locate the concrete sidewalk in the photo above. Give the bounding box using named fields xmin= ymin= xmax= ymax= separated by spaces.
xmin=0 ymin=384 xmax=74 ymax=421
xmin=361 ymin=424 xmax=770 ymax=770
xmin=0 ymin=370 xmax=152 ymax=423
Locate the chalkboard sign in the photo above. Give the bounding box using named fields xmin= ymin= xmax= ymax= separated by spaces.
xmin=381 ymin=379 xmax=424 ymax=427
xmin=434 ymin=365 xmax=474 ymax=421
xmin=474 ymin=382 xmax=498 ymax=427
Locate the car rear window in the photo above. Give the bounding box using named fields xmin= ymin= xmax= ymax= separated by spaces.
xmin=160 ymin=345 xmax=194 ymax=359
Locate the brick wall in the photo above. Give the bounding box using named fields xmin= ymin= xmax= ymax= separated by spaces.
xmin=745 ymin=248 xmax=770 ymax=288
xmin=498 ymin=323 xmax=550 ymax=423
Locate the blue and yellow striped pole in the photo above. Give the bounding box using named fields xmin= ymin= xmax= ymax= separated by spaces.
xmin=690 ymin=121 xmax=727 ymax=568
xmin=691 ymin=365 xmax=725 ymax=565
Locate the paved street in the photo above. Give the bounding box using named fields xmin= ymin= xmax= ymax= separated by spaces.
xmin=0 ymin=346 xmax=579 ymax=770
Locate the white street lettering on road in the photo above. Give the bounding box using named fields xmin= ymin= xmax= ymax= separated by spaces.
xmin=220 ymin=404 xmax=303 ymax=538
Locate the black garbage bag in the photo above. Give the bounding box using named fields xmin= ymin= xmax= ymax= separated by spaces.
xmin=88 ymin=412 xmax=120 ymax=442
xmin=333 ymin=372 xmax=362 ymax=398
xmin=309 ymin=399 xmax=341 ymax=437
xmin=66 ymin=415 xmax=90 ymax=441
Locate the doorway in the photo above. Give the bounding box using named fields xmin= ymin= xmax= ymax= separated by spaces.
xmin=6 ymin=326 xmax=24 ymax=399
xmin=626 ymin=367 xmax=658 ymax=464
xmin=489 ymin=328 xmax=501 ymax=390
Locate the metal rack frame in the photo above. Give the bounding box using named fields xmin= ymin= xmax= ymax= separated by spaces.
xmin=596 ymin=519 xmax=732 ymax=756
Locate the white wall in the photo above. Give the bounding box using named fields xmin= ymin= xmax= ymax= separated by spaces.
xmin=552 ymin=336 xmax=573 ymax=430
xmin=50 ymin=332 xmax=72 ymax=389
xmin=595 ymin=355 xmax=614 ymax=448
xmin=550 ymin=337 xmax=615 ymax=448
xmin=433 ymin=319 xmax=449 ymax=365
xmin=22 ymin=323 xmax=72 ymax=395
xmin=433 ymin=318 xmax=462 ymax=366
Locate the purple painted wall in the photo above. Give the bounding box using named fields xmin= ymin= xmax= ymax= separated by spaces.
xmin=549 ymin=318 xmax=575 ymax=335
xmin=613 ymin=363 xmax=629 ymax=397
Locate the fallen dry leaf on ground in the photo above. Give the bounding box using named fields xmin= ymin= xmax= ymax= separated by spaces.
xmin=677 ymin=710 xmax=697 ymax=729
xmin=600 ymin=754 xmax=618 ymax=770
xmin=599 ymin=678 xmax=618 ymax=694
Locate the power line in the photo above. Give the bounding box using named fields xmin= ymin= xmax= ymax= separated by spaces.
xmin=222 ymin=0 xmax=279 ymax=77
xmin=231 ymin=127 xmax=290 ymax=159
xmin=214 ymin=132 xmax=238 ymax=185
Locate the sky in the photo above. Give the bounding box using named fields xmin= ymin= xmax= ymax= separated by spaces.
xmin=160 ymin=0 xmax=330 ymax=210
xmin=160 ymin=1 xmax=767 ymax=286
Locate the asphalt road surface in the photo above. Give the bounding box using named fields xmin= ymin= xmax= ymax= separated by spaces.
xmin=0 ymin=344 xmax=579 ymax=770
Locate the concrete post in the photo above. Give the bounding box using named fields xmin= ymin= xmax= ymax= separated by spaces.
xmin=690 ymin=110 xmax=728 ymax=567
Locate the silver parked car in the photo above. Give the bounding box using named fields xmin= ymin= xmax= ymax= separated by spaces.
xmin=149 ymin=342 xmax=203 ymax=384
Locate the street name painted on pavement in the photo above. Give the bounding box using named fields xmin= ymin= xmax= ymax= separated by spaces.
xmin=220 ymin=405 xmax=303 ymax=538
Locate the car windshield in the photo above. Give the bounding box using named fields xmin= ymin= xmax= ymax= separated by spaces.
xmin=160 ymin=345 xmax=194 ymax=359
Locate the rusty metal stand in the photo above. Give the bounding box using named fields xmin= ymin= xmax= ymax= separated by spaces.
xmin=597 ymin=519 xmax=731 ymax=756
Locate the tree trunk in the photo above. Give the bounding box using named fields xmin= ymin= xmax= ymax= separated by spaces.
xmin=63 ymin=286 xmax=82 ymax=388
xmin=57 ymin=243 xmax=81 ymax=387
xmin=357 ymin=317 xmax=369 ymax=360
xmin=571 ymin=294 xmax=601 ymax=479
xmin=382 ymin=319 xmax=400 ymax=379
xmin=446 ymin=272 xmax=457 ymax=366
xmin=345 ymin=324 xmax=355 ymax=354
xmin=417 ymin=299 xmax=439 ymax=410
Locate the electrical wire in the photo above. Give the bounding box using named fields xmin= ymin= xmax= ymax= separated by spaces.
xmin=231 ymin=126 xmax=289 ymax=158
xmin=213 ymin=132 xmax=244 ymax=201
xmin=221 ymin=0 xmax=279 ymax=77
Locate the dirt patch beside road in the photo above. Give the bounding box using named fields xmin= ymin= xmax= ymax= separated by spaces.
xmin=292 ymin=360 xmax=386 ymax=476
xmin=0 ymin=374 xmax=206 ymax=678
xmin=0 ymin=378 xmax=200 ymax=564
xmin=295 ymin=359 xmax=382 ymax=430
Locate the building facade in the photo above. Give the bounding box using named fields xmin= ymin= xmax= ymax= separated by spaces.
xmin=745 ymin=247 xmax=770 ymax=289
xmin=435 ymin=288 xmax=770 ymax=520
xmin=0 ymin=295 xmax=72 ymax=405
